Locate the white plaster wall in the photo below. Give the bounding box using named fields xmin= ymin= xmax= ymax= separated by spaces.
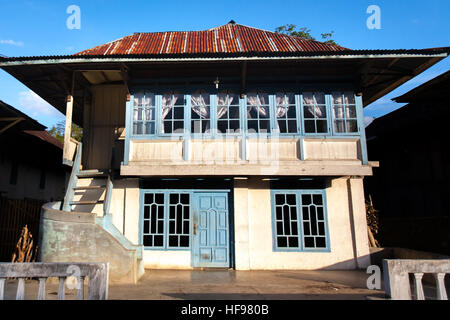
xmin=240 ymin=177 xmax=370 ymax=270
xmin=108 ymin=178 xmax=193 ymax=269
xmin=142 ymin=250 xmax=192 ymax=269
xmin=107 ymin=176 xmax=370 ymax=270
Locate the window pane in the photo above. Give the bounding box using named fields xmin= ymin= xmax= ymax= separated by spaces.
xmin=168 ymin=192 xmax=190 ymax=248
xmin=247 ymin=92 xmax=270 ymax=133
xmin=143 ymin=193 xmax=165 ymax=248
xmin=162 ymin=93 xmax=184 ymax=134
xmin=273 ymin=192 xmax=299 ymax=249
xmin=217 ymin=92 xmax=240 ymax=135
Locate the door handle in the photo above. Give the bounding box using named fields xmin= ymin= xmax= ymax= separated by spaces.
xmin=193 ymin=223 xmax=197 ymax=235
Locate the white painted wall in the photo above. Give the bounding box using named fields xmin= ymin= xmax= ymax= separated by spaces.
xmin=238 ymin=177 xmax=370 ymax=270
xmin=107 ymin=176 xmax=371 ymax=270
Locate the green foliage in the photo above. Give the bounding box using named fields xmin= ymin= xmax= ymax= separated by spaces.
xmin=275 ymin=24 xmax=338 ymax=46
xmin=47 ymin=120 xmax=82 ymax=144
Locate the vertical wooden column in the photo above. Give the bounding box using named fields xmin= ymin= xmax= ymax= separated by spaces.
xmin=63 ymin=94 xmax=74 ymax=164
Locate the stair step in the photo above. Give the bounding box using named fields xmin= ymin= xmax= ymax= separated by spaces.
xmin=77 ymin=170 xmax=108 ymax=178
xmin=70 ymin=200 xmax=105 ymax=205
xmin=73 ymin=185 xmax=106 ymax=190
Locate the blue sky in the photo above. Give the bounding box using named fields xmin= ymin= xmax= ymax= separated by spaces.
xmin=0 ymin=0 xmax=449 ymax=128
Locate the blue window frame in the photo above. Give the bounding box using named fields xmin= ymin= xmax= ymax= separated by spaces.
xmin=133 ymin=92 xmax=156 ymax=135
xmin=331 ymin=92 xmax=358 ymax=134
xmin=161 ymin=91 xmax=185 ymax=135
xmin=246 ymin=92 xmax=271 ymax=134
xmin=271 ymin=190 xmax=330 ymax=252
xmin=217 ymin=91 xmax=241 ymax=135
xmin=141 ymin=190 xmax=191 ymax=250
xmin=301 ymin=92 xmax=329 ymax=134
xmin=191 ymin=90 xmax=212 ymax=135
xmin=274 ymin=92 xmax=298 ymax=134
xmin=128 ymin=90 xmax=362 ymax=139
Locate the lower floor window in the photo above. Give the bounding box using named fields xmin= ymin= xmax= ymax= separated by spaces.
xmin=272 ymin=190 xmax=329 ymax=251
xmin=142 ymin=191 xmax=191 ymax=249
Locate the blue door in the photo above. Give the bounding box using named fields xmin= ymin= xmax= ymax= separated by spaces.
xmin=192 ymin=192 xmax=230 ymax=268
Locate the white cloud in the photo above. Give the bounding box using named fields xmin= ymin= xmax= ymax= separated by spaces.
xmin=0 ymin=39 xmax=24 ymax=46
xmin=18 ymin=90 xmax=62 ymax=118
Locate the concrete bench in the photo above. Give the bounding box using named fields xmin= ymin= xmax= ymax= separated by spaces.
xmin=383 ymin=259 xmax=449 ymax=300
xmin=0 ymin=262 xmax=109 ymax=300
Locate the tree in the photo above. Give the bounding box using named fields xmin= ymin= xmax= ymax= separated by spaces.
xmin=275 ymin=24 xmax=338 ymax=46
xmin=47 ymin=120 xmax=82 ymax=144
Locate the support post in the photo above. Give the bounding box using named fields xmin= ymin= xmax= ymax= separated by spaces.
xmin=63 ymin=95 xmax=74 ymax=165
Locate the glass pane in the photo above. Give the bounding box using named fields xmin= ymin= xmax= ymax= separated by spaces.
xmin=334 ymin=120 xmax=346 ymax=133
xmin=334 ymin=105 xmax=344 ymax=119
xmin=316 ymin=237 xmax=326 ymax=248
xmin=346 ymin=120 xmax=358 ymax=132
xmin=347 ymin=105 xmax=357 ymax=118
xmin=302 ymin=92 xmax=314 ymax=105
xmin=314 ymin=93 xmax=325 ymax=105
xmin=144 ymin=122 xmax=155 ymax=135
xmin=316 ymin=120 xmax=328 ymax=133
xmin=144 ymin=193 xmax=153 ymax=204
xmin=304 ymin=237 xmax=315 ymax=248
xmin=288 ymin=237 xmax=299 ymax=248
xmin=343 ymin=92 xmax=355 ymax=105
xmin=332 ymin=92 xmax=343 ymax=105
xmin=313 ymin=194 xmax=323 ymax=205
xmin=154 ymin=235 xmax=163 ymax=247
xmin=277 ymin=236 xmax=287 ymax=248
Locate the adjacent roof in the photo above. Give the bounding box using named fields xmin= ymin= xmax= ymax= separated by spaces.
xmin=0 ymin=99 xmax=46 ymax=131
xmin=76 ymin=22 xmax=348 ymax=56
xmin=393 ymin=70 xmax=450 ymax=103
xmin=23 ymin=130 xmax=63 ymax=149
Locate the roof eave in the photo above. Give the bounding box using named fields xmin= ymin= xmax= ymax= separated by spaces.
xmin=0 ymin=51 xmax=448 ymax=67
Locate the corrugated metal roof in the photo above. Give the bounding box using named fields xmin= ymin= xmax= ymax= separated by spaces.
xmin=75 ymin=22 xmax=348 ymax=56
xmin=23 ymin=130 xmax=63 ymax=150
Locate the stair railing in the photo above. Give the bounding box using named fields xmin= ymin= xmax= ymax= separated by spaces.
xmin=102 ymin=146 xmax=115 ymax=216
xmin=62 ymin=142 xmax=82 ymax=212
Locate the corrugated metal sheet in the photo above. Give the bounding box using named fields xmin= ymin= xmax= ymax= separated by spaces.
xmin=23 ymin=130 xmax=63 ymax=150
xmin=75 ymin=23 xmax=348 ymax=56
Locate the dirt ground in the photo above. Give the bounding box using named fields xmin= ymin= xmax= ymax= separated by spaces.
xmin=3 ymin=269 xmax=388 ymax=300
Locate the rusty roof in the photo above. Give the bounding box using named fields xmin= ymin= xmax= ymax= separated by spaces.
xmin=23 ymin=130 xmax=63 ymax=150
xmin=76 ymin=22 xmax=348 ymax=56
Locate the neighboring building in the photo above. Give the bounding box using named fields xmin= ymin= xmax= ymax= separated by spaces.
xmin=364 ymin=71 xmax=450 ymax=255
xmin=0 ymin=100 xmax=69 ymax=201
xmin=0 ymin=22 xmax=448 ymax=282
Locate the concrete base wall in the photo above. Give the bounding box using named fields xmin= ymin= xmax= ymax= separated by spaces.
xmin=43 ymin=175 xmax=371 ymax=274
xmin=39 ymin=202 xmax=143 ymax=283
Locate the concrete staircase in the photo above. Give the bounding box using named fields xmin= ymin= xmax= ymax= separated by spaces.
xmin=57 ymin=142 xmax=143 ymax=283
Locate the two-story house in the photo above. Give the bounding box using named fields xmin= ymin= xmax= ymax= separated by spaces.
xmin=1 ymin=22 xmax=448 ymax=283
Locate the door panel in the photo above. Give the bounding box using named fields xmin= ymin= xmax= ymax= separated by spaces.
xmin=192 ymin=192 xmax=230 ymax=268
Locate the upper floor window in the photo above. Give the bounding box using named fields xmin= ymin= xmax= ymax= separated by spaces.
xmin=191 ymin=91 xmax=211 ymax=134
xmin=302 ymin=92 xmax=328 ymax=134
xmin=217 ymin=91 xmax=240 ymax=134
xmin=133 ymin=92 xmax=156 ymax=135
xmin=275 ymin=92 xmax=297 ymax=134
xmin=247 ymin=92 xmax=271 ymax=134
xmin=129 ymin=90 xmax=360 ymax=138
xmin=162 ymin=92 xmax=185 ymax=134
xmin=332 ymin=92 xmax=358 ymax=133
